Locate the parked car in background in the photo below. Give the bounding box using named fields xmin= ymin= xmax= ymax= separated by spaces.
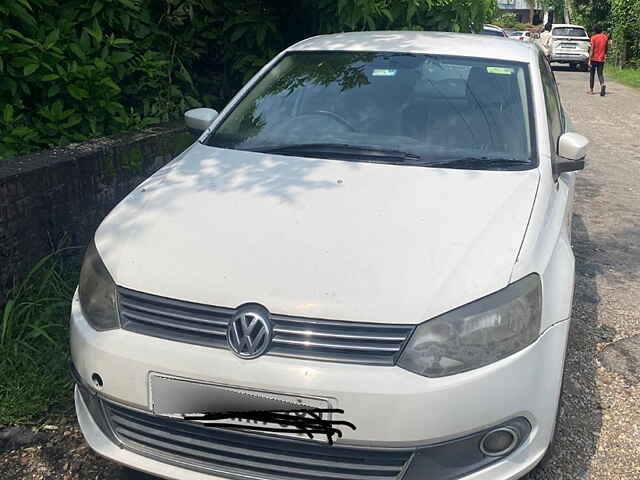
xmin=509 ymin=30 xmax=533 ymax=42
xmin=550 ymin=24 xmax=590 ymax=70
xmin=479 ymin=24 xmax=509 ymax=38
xmin=481 ymin=24 xmax=509 ymax=38
xmin=72 ymin=31 xmax=588 ymax=480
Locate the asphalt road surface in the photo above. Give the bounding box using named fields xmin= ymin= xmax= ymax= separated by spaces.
xmin=1 ymin=67 xmax=639 ymax=480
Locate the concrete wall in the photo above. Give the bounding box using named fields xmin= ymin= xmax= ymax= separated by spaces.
xmin=0 ymin=124 xmax=193 ymax=305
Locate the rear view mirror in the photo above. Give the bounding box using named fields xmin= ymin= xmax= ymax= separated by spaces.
xmin=556 ymin=132 xmax=588 ymax=174
xmin=185 ymin=108 xmax=219 ymax=135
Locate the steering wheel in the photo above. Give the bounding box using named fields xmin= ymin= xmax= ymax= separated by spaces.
xmin=295 ymin=110 xmax=356 ymax=132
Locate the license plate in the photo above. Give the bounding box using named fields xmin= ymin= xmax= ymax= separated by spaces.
xmin=150 ymin=374 xmax=333 ymax=441
xmin=561 ymin=43 xmax=576 ymax=48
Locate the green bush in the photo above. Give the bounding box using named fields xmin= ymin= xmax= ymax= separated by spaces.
xmin=493 ymin=13 xmax=518 ymax=28
xmin=610 ymin=0 xmax=640 ymax=67
xmin=0 ymin=0 xmax=203 ymax=160
xmin=1 ymin=0 xmax=497 ymax=161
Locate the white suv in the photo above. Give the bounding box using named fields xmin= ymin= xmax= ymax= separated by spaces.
xmin=550 ymin=24 xmax=591 ymax=70
xmin=72 ymin=32 xmax=588 ymax=480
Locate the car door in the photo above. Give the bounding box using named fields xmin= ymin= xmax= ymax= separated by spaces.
xmin=539 ymin=54 xmax=576 ymax=242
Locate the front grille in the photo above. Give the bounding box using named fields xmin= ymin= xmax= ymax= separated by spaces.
xmin=104 ymin=400 xmax=413 ymax=480
xmin=118 ymin=287 xmax=414 ymax=366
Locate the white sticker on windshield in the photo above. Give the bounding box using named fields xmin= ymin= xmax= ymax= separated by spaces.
xmin=372 ymin=69 xmax=397 ymax=77
xmin=486 ymin=66 xmax=514 ymax=75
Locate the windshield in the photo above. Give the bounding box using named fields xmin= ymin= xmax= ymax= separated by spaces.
xmin=205 ymin=52 xmax=535 ymax=169
xmin=553 ymin=27 xmax=588 ymax=37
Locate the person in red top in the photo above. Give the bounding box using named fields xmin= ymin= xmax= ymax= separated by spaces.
xmin=589 ymin=24 xmax=609 ymax=96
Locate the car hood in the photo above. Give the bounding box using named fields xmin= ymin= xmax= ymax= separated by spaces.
xmin=96 ymin=143 xmax=540 ymax=324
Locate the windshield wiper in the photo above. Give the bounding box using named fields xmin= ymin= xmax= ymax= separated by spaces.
xmin=425 ymin=157 xmax=531 ymax=170
xmin=248 ymin=143 xmax=422 ymax=162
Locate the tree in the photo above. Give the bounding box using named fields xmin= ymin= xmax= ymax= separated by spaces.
xmin=526 ymin=0 xmax=536 ymax=24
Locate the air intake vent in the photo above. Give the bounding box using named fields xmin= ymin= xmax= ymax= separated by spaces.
xmin=104 ymin=400 xmax=413 ymax=480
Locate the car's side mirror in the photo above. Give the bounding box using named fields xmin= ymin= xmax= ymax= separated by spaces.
xmin=184 ymin=108 xmax=219 ymax=135
xmin=556 ymin=132 xmax=588 ymax=174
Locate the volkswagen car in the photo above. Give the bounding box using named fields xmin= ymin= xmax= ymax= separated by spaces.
xmin=72 ymin=31 xmax=588 ymax=480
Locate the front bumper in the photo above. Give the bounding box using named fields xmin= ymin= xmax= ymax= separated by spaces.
xmin=71 ymin=293 xmax=570 ymax=480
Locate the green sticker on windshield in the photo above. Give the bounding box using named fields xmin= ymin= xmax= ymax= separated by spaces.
xmin=486 ymin=66 xmax=514 ymax=75
xmin=372 ymin=69 xmax=397 ymax=77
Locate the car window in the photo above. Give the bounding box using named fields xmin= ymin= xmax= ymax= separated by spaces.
xmin=552 ymin=27 xmax=588 ymax=37
xmin=206 ymin=52 xmax=535 ymax=169
xmin=538 ymin=54 xmax=564 ymax=176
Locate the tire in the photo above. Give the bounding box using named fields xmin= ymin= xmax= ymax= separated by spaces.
xmin=570 ymin=63 xmax=576 ymax=70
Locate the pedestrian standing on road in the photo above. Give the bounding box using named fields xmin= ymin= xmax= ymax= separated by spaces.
xmin=588 ymin=24 xmax=609 ymax=96
xmin=540 ymin=24 xmax=553 ymax=60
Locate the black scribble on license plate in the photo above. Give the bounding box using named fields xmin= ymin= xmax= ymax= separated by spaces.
xmin=181 ymin=408 xmax=355 ymax=445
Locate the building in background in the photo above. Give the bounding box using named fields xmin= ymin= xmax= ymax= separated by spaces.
xmin=496 ymin=0 xmax=543 ymax=24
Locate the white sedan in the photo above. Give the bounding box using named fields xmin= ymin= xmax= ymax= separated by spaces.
xmin=72 ymin=31 xmax=587 ymax=480
xmin=509 ymin=30 xmax=533 ymax=42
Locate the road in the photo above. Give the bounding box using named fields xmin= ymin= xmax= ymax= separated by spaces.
xmin=1 ymin=67 xmax=639 ymax=480
xmin=527 ymin=66 xmax=640 ymax=479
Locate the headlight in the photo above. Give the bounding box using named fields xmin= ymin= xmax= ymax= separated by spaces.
xmin=78 ymin=239 xmax=119 ymax=330
xmin=398 ymin=275 xmax=541 ymax=377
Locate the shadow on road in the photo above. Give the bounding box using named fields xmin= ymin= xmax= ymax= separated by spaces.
xmin=529 ymin=214 xmax=616 ymax=479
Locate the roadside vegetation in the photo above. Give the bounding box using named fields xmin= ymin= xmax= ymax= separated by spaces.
xmin=605 ymin=64 xmax=640 ymax=90
xmin=0 ymin=0 xmax=496 ymax=161
xmin=491 ymin=12 xmax=535 ymax=32
xmin=0 ymin=248 xmax=80 ymax=425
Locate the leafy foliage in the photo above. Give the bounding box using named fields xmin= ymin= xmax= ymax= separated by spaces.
xmin=0 ymin=0 xmax=496 ymax=160
xmin=493 ymin=13 xmax=518 ymax=28
xmin=0 ymin=246 xmax=79 ymax=424
xmin=609 ymin=0 xmax=640 ymax=67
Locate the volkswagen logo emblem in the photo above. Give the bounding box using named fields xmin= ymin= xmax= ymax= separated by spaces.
xmin=227 ymin=308 xmax=273 ymax=359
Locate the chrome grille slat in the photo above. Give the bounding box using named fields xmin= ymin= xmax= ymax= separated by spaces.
xmin=122 ymin=311 xmax=227 ymax=336
xmin=104 ymin=401 xmax=412 ymax=480
xmin=273 ymin=328 xmax=406 ymax=341
xmin=272 ymin=338 xmax=399 ymax=352
xmin=118 ymin=287 xmax=414 ymax=365
xmin=122 ymin=302 xmax=229 ymax=326
xmin=119 ymin=289 xmax=231 ymax=316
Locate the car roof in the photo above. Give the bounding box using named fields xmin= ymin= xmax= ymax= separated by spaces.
xmin=289 ymin=31 xmax=533 ymax=63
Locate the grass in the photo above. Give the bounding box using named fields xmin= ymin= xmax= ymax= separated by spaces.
xmin=0 ymin=248 xmax=81 ymax=425
xmin=605 ymin=64 xmax=640 ymax=90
